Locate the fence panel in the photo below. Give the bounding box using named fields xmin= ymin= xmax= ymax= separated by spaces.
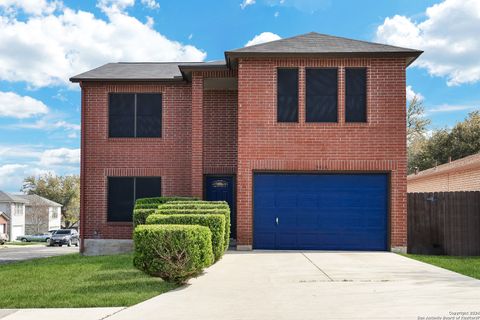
xmin=408 ymin=191 xmax=480 ymax=256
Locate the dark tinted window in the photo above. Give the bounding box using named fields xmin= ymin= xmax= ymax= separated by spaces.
xmin=135 ymin=177 xmax=161 ymax=200
xmin=107 ymin=177 xmax=161 ymax=222
xmin=306 ymin=68 xmax=338 ymax=122
xmin=55 ymin=230 xmax=71 ymax=235
xmin=277 ymin=68 xmax=298 ymax=122
xmin=109 ymin=94 xmax=135 ymax=137
xmin=136 ymin=94 xmax=162 ymax=137
xmin=108 ymin=177 xmax=134 ymax=222
xmin=109 ymin=93 xmax=162 ymax=138
xmin=345 ymin=68 xmax=367 ymax=122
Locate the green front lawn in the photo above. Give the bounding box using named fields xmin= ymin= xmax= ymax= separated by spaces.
xmin=404 ymin=254 xmax=480 ymax=280
xmin=0 ymin=253 xmax=177 ymax=308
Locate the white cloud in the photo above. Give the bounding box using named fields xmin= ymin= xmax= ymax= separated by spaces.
xmin=240 ymin=0 xmax=255 ymax=9
xmin=39 ymin=148 xmax=80 ymax=166
xmin=245 ymin=32 xmax=281 ymax=47
xmin=0 ymin=91 xmax=49 ymax=118
xmin=0 ymin=145 xmax=80 ymax=191
xmin=0 ymin=1 xmax=206 ymax=88
xmin=0 ymin=0 xmax=61 ymax=16
xmin=0 ymin=164 xmax=27 ymax=192
xmin=376 ymin=0 xmax=480 ymax=86
xmin=141 ymin=0 xmax=160 ymax=9
xmin=427 ymin=104 xmax=479 ymax=114
xmin=406 ymin=85 xmax=424 ymax=102
xmin=97 ymin=0 xmax=135 ymax=13
xmin=274 ymin=11 xmax=279 ymax=18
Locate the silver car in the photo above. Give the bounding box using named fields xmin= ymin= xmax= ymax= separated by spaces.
xmin=17 ymin=232 xmax=53 ymax=243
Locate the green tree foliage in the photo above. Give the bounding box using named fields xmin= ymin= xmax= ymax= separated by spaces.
xmin=407 ymin=96 xmax=431 ymax=144
xmin=21 ymin=173 xmax=80 ymax=228
xmin=408 ymin=111 xmax=480 ymax=173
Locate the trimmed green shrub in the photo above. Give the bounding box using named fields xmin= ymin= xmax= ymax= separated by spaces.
xmin=133 ymin=224 xmax=213 ymax=284
xmin=147 ymin=214 xmax=225 ymax=261
xmin=133 ymin=209 xmax=156 ymax=227
xmin=133 ymin=197 xmax=198 ymax=225
xmin=134 ymin=197 xmax=198 ymax=209
xmin=156 ymin=204 xmax=230 ymax=251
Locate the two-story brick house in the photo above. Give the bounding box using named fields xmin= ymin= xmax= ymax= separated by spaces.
xmin=71 ymin=32 xmax=422 ymax=255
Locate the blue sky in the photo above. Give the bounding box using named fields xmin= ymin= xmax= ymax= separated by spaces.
xmin=0 ymin=0 xmax=479 ymax=192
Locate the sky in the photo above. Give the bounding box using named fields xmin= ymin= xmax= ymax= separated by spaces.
xmin=0 ymin=0 xmax=479 ymax=192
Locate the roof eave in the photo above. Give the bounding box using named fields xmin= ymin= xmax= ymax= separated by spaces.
xmin=69 ymin=77 xmax=186 ymax=83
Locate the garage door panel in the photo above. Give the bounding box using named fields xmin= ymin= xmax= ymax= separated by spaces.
xmin=253 ymin=173 xmax=388 ymax=250
xmin=256 ymin=192 xmax=275 ymax=208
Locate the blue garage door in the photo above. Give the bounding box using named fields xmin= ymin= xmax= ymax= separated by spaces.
xmin=253 ymin=173 xmax=388 ymax=250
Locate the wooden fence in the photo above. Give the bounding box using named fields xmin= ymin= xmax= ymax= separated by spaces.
xmin=408 ymin=191 xmax=480 ymax=256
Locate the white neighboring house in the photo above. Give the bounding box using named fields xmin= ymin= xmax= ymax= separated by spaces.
xmin=0 ymin=191 xmax=62 ymax=241
xmin=0 ymin=191 xmax=26 ymax=241
xmin=18 ymin=194 xmax=62 ymax=235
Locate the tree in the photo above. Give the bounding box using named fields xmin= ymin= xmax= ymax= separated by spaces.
xmin=24 ymin=196 xmax=49 ymax=234
xmin=21 ymin=173 xmax=80 ymax=228
xmin=407 ymin=95 xmax=430 ymax=144
xmin=408 ymin=111 xmax=480 ymax=173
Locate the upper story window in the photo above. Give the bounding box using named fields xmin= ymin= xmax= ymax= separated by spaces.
xmin=109 ymin=93 xmax=162 ymax=138
xmin=277 ymin=68 xmax=299 ymax=122
xmin=107 ymin=177 xmax=161 ymax=222
xmin=306 ymin=68 xmax=338 ymax=122
xmin=345 ymin=68 xmax=367 ymax=122
xmin=13 ymin=204 xmax=23 ymax=216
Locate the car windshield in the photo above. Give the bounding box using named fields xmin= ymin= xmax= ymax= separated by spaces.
xmin=55 ymin=230 xmax=71 ymax=235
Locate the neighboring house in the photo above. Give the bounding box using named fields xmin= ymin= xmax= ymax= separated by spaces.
xmin=18 ymin=194 xmax=62 ymax=234
xmin=407 ymin=153 xmax=480 ymax=192
xmin=0 ymin=191 xmax=62 ymax=240
xmin=0 ymin=191 xmax=26 ymax=241
xmin=0 ymin=212 xmax=10 ymax=238
xmin=70 ymin=32 xmax=422 ymax=255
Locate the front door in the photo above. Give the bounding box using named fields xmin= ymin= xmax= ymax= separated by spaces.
xmin=205 ymin=176 xmax=236 ymax=239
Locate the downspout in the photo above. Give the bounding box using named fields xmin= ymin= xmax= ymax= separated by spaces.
xmin=79 ymin=81 xmax=86 ymax=254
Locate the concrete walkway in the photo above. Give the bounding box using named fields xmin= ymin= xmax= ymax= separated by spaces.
xmin=107 ymin=251 xmax=480 ymax=320
xmin=0 ymin=308 xmax=124 ymax=320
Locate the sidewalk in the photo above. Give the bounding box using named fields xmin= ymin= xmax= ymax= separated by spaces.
xmin=0 ymin=308 xmax=124 ymax=320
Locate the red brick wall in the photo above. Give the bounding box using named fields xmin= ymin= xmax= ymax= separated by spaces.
xmin=203 ymin=89 xmax=238 ymax=175
xmin=80 ymin=82 xmax=193 ymax=240
xmin=236 ymin=58 xmax=408 ymax=248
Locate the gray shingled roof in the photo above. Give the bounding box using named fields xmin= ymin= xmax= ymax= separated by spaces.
xmin=0 ymin=191 xmax=28 ymax=203
xmin=70 ymin=62 xmax=184 ymax=82
xmin=70 ymin=61 xmax=227 ymax=82
xmin=18 ymin=194 xmax=62 ymax=207
xmin=229 ymin=32 xmax=421 ymax=54
xmin=226 ymin=32 xmax=422 ymax=66
xmin=70 ymin=32 xmax=422 ymax=82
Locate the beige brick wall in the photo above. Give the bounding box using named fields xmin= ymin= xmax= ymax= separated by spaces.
xmin=408 ymin=165 xmax=480 ymax=192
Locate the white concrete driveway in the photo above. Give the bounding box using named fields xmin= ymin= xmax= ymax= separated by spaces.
xmin=108 ymin=251 xmax=480 ymax=320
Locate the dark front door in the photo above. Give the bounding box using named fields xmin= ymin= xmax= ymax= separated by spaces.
xmin=205 ymin=176 xmax=236 ymax=239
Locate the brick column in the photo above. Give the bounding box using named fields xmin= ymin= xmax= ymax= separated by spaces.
xmin=191 ymin=73 xmax=204 ymax=198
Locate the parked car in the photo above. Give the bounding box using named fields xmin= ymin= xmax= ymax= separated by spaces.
xmin=16 ymin=232 xmax=53 ymax=243
xmin=48 ymin=229 xmax=79 ymax=247
xmin=0 ymin=233 xmax=6 ymax=245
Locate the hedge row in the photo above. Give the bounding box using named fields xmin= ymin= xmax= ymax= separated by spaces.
xmin=134 ymin=197 xmax=198 ymax=209
xmin=133 ymin=197 xmax=197 ymax=226
xmin=147 ymin=214 xmax=225 ymax=261
xmin=133 ymin=224 xmax=213 ymax=284
xmin=133 ymin=198 xmax=231 ymax=285
xmin=157 ymin=201 xmax=230 ymax=251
